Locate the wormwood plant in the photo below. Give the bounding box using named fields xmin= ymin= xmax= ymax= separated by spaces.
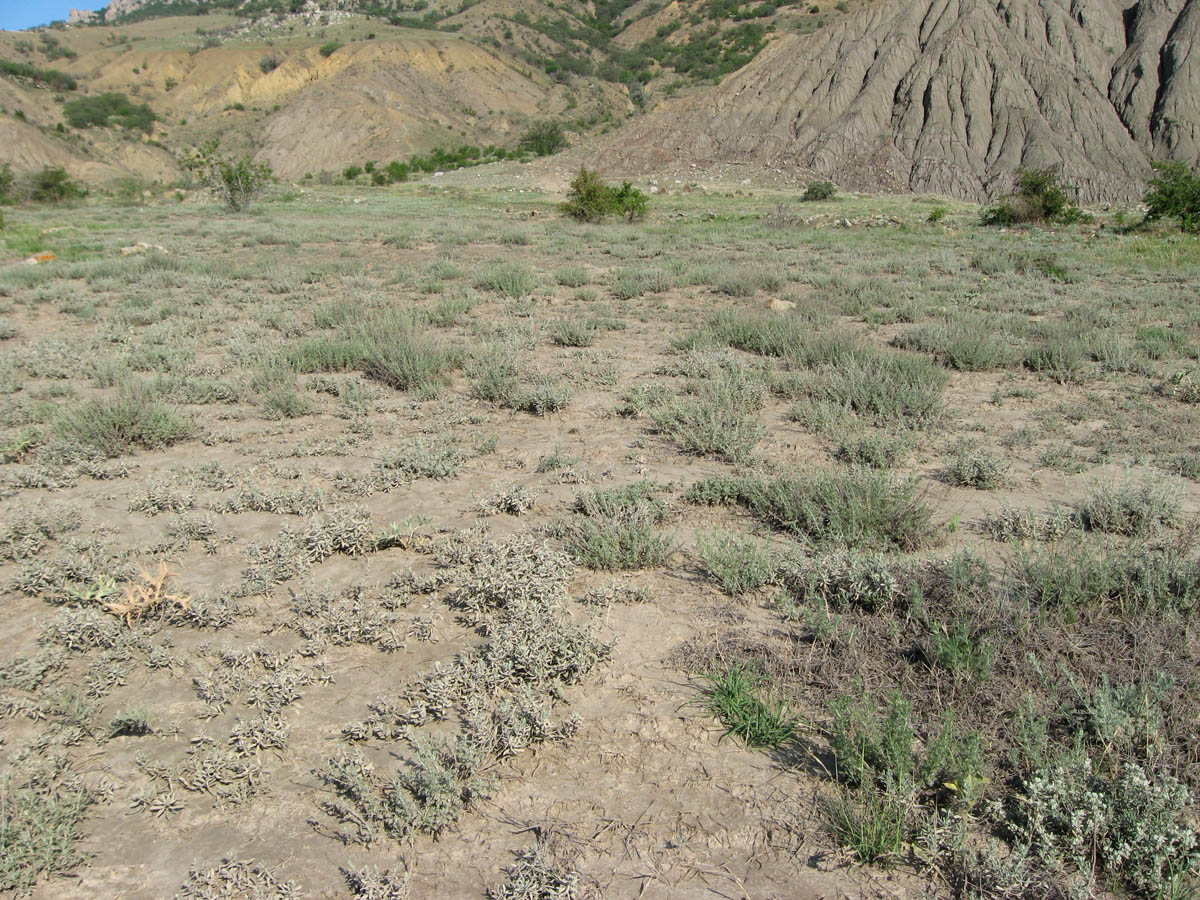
xmin=697 ymin=530 xmax=781 ymax=595
xmin=53 ymin=384 xmax=191 ymax=457
xmin=0 ymin=761 xmax=95 ymax=893
xmin=690 ymin=469 xmax=935 ymax=551
xmin=560 ymin=482 xmax=673 ymax=570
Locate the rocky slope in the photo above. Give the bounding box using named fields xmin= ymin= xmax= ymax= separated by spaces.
xmin=596 ymin=0 xmax=1200 ymax=200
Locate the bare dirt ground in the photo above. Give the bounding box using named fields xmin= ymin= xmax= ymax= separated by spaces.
xmin=1 ymin=179 xmax=1197 ymax=899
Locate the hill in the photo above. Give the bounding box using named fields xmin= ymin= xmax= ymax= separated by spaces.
xmin=593 ymin=0 xmax=1200 ymax=200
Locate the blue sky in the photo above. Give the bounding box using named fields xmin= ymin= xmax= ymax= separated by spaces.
xmin=0 ymin=0 xmax=80 ymax=30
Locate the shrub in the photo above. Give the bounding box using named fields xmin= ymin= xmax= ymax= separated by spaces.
xmin=184 ymin=140 xmax=272 ymax=211
xmin=801 ymin=180 xmax=836 ymax=201
xmin=0 ymin=162 xmax=13 ymax=203
xmin=715 ymin=469 xmax=935 ymax=551
xmin=342 ymin=164 xmax=363 ymax=181
xmin=1012 ymin=543 xmax=1200 ymax=617
xmin=942 ymin=443 xmax=1008 ymax=489
xmin=1144 ymin=161 xmax=1200 ymax=233
xmin=384 ymin=160 xmax=410 ymax=183
xmin=785 ymin=550 xmax=900 ymax=613
xmin=28 ymin=166 xmax=85 ymax=203
xmin=53 ymin=385 xmax=191 ymax=457
xmin=0 ymin=762 xmax=95 ymax=893
xmin=791 ymin=350 xmax=948 ymax=427
xmin=892 ymin=319 xmax=1021 ymax=371
xmin=475 ymin=261 xmax=537 ymax=298
xmin=1076 ymin=478 xmax=1182 ymax=536
xmin=517 ymin=119 xmax=567 ymax=156
xmin=353 ymin=311 xmax=460 ymax=394
xmin=697 ymin=530 xmax=780 ymax=595
xmin=259 ymin=55 xmax=280 ymax=73
xmin=319 ymin=41 xmax=343 ymax=57
xmin=562 ymin=482 xmax=673 ymax=570
xmin=0 ymin=58 xmax=77 ymax=91
xmin=981 ymin=167 xmax=1086 ymax=226
xmin=562 ymin=168 xmax=648 ymax=222
xmin=1004 ymin=751 xmax=1200 ymax=897
xmin=829 ymin=692 xmax=983 ymax=802
xmin=652 ymin=371 xmax=765 ymax=463
xmin=63 ymin=92 xmax=154 ymax=132
xmin=833 ymin=432 xmax=912 ymax=469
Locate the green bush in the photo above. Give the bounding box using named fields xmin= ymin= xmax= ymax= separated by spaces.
xmin=830 ymin=691 xmax=983 ymax=802
xmin=28 ymin=166 xmax=85 ymax=203
xmin=184 ymin=140 xmax=272 ymax=211
xmin=562 ymin=168 xmax=648 ymax=222
xmin=63 ymin=92 xmax=155 ymax=133
xmin=517 ymin=119 xmax=567 ymax=156
xmin=342 ymin=164 xmax=363 ymax=181
xmin=1144 ymin=161 xmax=1200 ymax=233
xmin=562 ymin=482 xmax=673 ymax=570
xmin=981 ymin=168 xmax=1087 ymax=226
xmin=0 ymin=162 xmax=13 ymax=204
xmin=0 ymin=763 xmax=95 ymax=893
xmin=652 ymin=371 xmax=765 ymax=463
xmin=801 ymin=180 xmax=836 ymax=201
xmin=942 ymin=443 xmax=1009 ymax=489
xmin=319 ymin=41 xmax=343 ymax=58
xmin=0 ymin=58 xmax=77 ymax=91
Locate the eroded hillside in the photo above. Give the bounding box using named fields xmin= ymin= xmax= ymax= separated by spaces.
xmin=595 ymin=0 xmax=1200 ymax=200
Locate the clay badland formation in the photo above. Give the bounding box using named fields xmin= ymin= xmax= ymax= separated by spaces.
xmin=1 ymin=0 xmax=1197 ymax=197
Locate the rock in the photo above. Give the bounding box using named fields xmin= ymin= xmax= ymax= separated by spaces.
xmin=120 ymin=242 xmax=167 ymax=256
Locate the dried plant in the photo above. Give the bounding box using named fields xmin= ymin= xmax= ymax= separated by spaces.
xmin=105 ymin=561 xmax=191 ymax=626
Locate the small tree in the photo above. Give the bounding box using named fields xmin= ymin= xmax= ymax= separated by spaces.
xmin=29 ymin=166 xmax=85 ymax=203
xmin=385 ymin=160 xmax=410 ymax=183
xmin=518 ymin=119 xmax=567 ymax=157
xmin=1144 ymin=161 xmax=1200 ymax=233
xmin=184 ymin=141 xmax=272 ymax=211
xmin=319 ymin=41 xmax=343 ymax=58
xmin=0 ymin=162 xmax=14 ymax=204
xmin=563 ymin=168 xmax=648 ymax=222
xmin=981 ymin=167 xmax=1087 ymax=226
xmin=801 ymin=180 xmax=837 ymax=201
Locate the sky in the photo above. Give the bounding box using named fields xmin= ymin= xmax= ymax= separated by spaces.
xmin=0 ymin=0 xmax=80 ymax=31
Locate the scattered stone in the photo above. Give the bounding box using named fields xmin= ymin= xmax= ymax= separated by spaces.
xmin=120 ymin=242 xmax=167 ymax=256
